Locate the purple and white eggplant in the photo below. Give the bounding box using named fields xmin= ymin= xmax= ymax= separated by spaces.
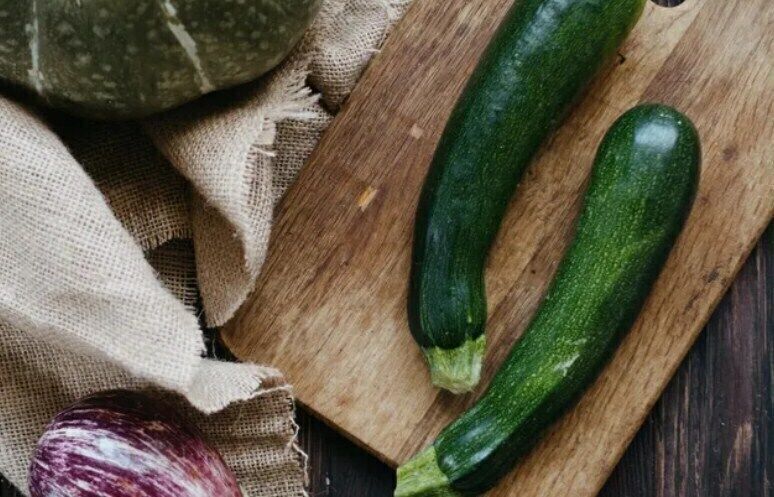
xmin=29 ymin=390 xmax=243 ymax=497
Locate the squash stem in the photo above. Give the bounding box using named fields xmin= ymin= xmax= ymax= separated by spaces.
xmin=422 ymin=335 xmax=485 ymax=394
xmin=395 ymin=447 xmax=463 ymax=497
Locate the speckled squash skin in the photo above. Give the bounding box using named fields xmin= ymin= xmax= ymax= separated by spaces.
xmin=408 ymin=0 xmax=647 ymax=392
xmin=397 ymin=105 xmax=701 ymax=496
xmin=29 ymin=390 xmax=243 ymax=497
xmin=0 ymin=0 xmax=321 ymax=119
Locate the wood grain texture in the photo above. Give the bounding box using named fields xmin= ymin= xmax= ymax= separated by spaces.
xmin=1 ymin=224 xmax=769 ymax=496
xmin=298 ymin=222 xmax=771 ymax=497
xmin=2 ymin=2 xmax=770 ymax=493
xmin=222 ymin=0 xmax=773 ymax=495
xmin=599 ymin=224 xmax=772 ymax=497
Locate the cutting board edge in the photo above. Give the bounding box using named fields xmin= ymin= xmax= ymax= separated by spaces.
xmin=293 ymin=396 xmax=403 ymax=469
xmin=226 ymin=208 xmax=773 ymax=470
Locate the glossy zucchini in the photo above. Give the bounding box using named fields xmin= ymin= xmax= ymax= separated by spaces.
xmin=408 ymin=0 xmax=648 ymax=393
xmin=396 ymin=104 xmax=701 ymax=496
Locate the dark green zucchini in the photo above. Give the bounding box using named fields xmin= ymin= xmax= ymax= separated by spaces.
xmin=396 ymin=104 xmax=701 ymax=496
xmin=408 ymin=0 xmax=648 ymax=393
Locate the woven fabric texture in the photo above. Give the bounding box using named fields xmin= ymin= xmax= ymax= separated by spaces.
xmin=0 ymin=0 xmax=412 ymax=494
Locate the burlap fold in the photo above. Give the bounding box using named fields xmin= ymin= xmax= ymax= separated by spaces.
xmin=0 ymin=0 xmax=412 ymax=494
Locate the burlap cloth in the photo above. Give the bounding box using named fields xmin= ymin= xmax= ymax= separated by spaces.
xmin=0 ymin=1 xmax=411 ymax=494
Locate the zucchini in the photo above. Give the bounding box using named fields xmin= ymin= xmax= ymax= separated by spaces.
xmin=396 ymin=104 xmax=701 ymax=497
xmin=409 ymin=0 xmax=648 ymax=393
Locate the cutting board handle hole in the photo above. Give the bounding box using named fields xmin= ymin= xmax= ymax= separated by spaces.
xmin=652 ymin=0 xmax=685 ymax=7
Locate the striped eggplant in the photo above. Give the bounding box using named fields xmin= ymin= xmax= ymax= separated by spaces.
xmin=28 ymin=390 xmax=242 ymax=497
xmin=0 ymin=0 xmax=322 ymax=119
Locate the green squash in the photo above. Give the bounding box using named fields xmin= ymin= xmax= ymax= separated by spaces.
xmin=0 ymin=0 xmax=321 ymax=119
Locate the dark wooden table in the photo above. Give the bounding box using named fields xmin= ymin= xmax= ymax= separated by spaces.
xmin=4 ymin=224 xmax=768 ymax=496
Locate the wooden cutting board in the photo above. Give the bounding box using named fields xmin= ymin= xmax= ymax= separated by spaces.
xmin=223 ymin=0 xmax=773 ymax=495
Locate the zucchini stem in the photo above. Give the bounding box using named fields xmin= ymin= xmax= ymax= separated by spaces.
xmin=395 ymin=447 xmax=463 ymax=497
xmin=422 ymin=335 xmax=486 ymax=394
